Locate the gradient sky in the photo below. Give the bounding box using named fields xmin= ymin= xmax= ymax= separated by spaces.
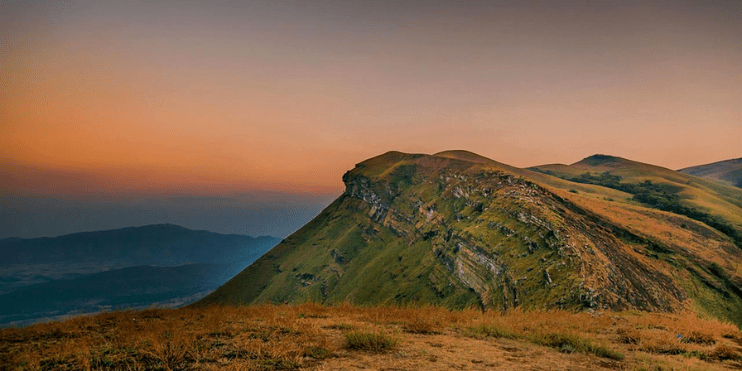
xmin=1 ymin=0 xmax=740 ymax=238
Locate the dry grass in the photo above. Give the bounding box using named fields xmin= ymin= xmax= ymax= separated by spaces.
xmin=0 ymin=305 xmax=333 ymax=370
xmin=344 ymin=331 xmax=399 ymax=352
xmin=1 ymin=304 xmax=741 ymax=370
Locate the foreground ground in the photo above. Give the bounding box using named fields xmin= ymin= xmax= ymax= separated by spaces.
xmin=2 ymin=303 xmax=742 ymax=370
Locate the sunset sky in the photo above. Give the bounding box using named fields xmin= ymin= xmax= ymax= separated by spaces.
xmin=1 ymin=0 xmax=740 ymax=238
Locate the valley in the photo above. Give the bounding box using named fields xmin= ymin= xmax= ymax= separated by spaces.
xmin=0 ymin=225 xmax=279 ymax=327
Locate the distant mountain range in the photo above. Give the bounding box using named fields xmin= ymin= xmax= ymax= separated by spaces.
xmin=0 ymin=223 xmax=277 ymax=267
xmin=679 ymin=158 xmax=742 ymax=189
xmin=0 ymin=224 xmax=279 ymax=326
xmin=199 ymin=151 xmax=742 ymax=327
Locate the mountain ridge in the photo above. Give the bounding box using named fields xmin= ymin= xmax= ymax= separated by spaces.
xmin=199 ymin=151 xmax=742 ymax=325
xmin=0 ymin=223 xmax=279 ymax=266
xmin=679 ymin=158 xmax=742 ymax=189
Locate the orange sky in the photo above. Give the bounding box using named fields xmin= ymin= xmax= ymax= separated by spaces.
xmin=2 ymin=0 xmax=740 ymax=197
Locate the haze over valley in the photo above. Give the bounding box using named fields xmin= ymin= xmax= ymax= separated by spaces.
xmin=0 ymin=224 xmax=278 ymax=326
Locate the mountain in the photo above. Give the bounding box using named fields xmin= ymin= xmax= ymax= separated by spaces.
xmin=199 ymin=151 xmax=742 ymax=326
xmin=679 ymin=158 xmax=742 ymax=189
xmin=0 ymin=223 xmax=278 ymax=267
xmin=0 ymin=224 xmax=279 ymax=326
xmin=0 ymin=264 xmax=224 ymax=326
xmin=529 ymin=155 xmax=742 ymax=247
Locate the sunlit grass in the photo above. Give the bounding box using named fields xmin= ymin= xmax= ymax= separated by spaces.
xmin=1 ymin=303 xmax=740 ymax=370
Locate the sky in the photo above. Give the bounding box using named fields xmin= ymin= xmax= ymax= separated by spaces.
xmin=1 ymin=0 xmax=740 ymax=238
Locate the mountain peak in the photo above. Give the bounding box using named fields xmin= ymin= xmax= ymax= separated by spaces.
xmin=433 ymin=150 xmax=493 ymax=163
xmin=573 ymin=154 xmax=628 ymax=167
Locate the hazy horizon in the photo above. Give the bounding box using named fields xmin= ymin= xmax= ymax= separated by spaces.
xmin=2 ymin=0 xmax=739 ymax=238
xmin=2 ymin=150 xmax=738 ymax=240
xmin=0 ymin=190 xmax=335 ymax=240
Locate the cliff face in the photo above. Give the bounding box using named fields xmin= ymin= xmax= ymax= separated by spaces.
xmin=339 ymin=154 xmax=685 ymax=311
xmin=200 ymin=151 xmax=742 ymax=324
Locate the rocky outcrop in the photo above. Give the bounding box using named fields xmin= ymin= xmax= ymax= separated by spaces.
xmin=339 ymin=156 xmax=686 ymax=311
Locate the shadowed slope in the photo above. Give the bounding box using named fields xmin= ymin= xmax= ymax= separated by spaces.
xmin=680 ymin=158 xmax=742 ymax=189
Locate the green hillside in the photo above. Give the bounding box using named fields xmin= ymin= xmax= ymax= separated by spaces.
xmin=679 ymin=158 xmax=742 ymax=189
xmin=200 ymin=152 xmax=742 ymax=326
xmin=529 ymin=155 xmax=742 ymax=247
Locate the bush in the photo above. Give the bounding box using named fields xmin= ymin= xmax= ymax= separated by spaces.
xmin=303 ymin=346 xmax=332 ymax=359
xmin=531 ymin=332 xmax=623 ymax=360
xmin=464 ymin=324 xmax=520 ymax=340
xmin=327 ymin=323 xmax=355 ymax=331
xmin=616 ymin=328 xmax=641 ymax=345
xmin=344 ymin=331 xmax=399 ymax=352
xmin=403 ymin=318 xmax=441 ymax=335
xmin=532 ymin=332 xmax=589 ymax=352
xmin=705 ymin=344 xmax=740 ymax=361
xmin=681 ymin=330 xmax=716 ymax=345
xmin=591 ymin=345 xmax=625 ymax=361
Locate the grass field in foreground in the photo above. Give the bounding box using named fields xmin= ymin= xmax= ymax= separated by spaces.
xmin=2 ymin=303 xmax=742 ymax=370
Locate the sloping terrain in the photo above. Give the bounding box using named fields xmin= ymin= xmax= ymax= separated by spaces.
xmin=200 ymin=151 xmax=742 ymax=326
xmin=680 ymin=158 xmax=742 ymax=189
xmin=530 ymin=155 xmax=742 ymax=232
xmin=3 ymin=303 xmax=742 ymax=371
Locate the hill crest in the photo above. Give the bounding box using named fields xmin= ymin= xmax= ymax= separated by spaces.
xmin=680 ymin=158 xmax=742 ymax=189
xmin=200 ymin=150 xmax=742 ymax=325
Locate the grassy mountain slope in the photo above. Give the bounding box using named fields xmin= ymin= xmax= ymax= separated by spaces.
xmin=530 ymin=155 xmax=742 ymax=230
xmin=680 ymin=158 xmax=742 ymax=189
xmin=200 ymin=151 xmax=742 ymax=325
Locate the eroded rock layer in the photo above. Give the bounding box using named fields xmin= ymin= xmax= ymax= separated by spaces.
xmin=200 ymin=151 xmax=742 ymax=324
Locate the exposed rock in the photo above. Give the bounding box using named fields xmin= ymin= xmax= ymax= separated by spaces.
xmin=200 ymin=151 xmax=742 ymax=325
